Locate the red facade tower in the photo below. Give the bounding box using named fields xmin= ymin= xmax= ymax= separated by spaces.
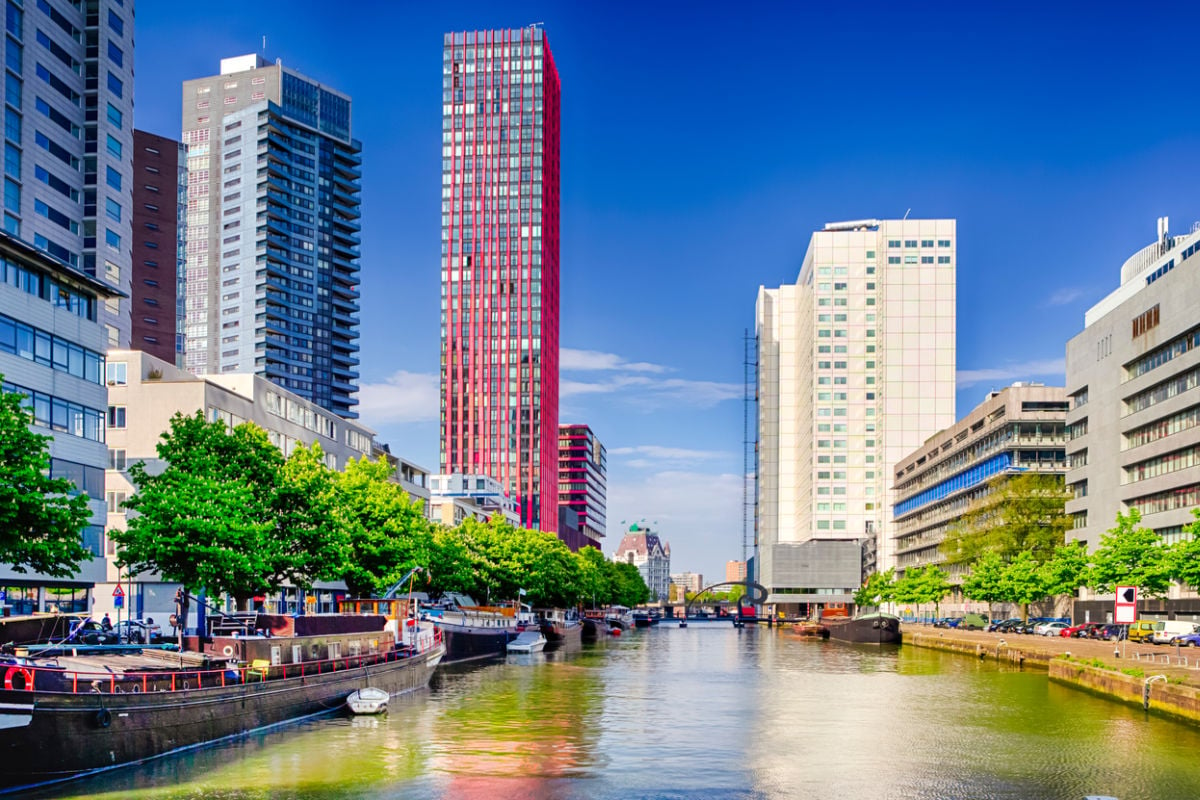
xmin=440 ymin=27 xmax=561 ymax=533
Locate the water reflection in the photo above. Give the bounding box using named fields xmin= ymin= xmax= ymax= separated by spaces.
xmin=30 ymin=626 xmax=1200 ymax=800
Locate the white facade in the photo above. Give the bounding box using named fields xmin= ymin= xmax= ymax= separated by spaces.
xmin=756 ymin=219 xmax=956 ymax=605
xmin=428 ymin=473 xmax=520 ymax=527
xmin=613 ymin=525 xmax=671 ymax=601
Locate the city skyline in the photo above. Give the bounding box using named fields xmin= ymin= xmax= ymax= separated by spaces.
xmin=132 ymin=2 xmax=1200 ymax=579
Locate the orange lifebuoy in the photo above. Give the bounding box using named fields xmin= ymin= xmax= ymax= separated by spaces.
xmin=4 ymin=666 xmax=34 ymax=691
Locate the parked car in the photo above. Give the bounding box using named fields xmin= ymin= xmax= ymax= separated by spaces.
xmin=961 ymin=613 xmax=989 ymax=631
xmin=1073 ymin=622 xmax=1106 ymax=639
xmin=995 ymin=619 xmax=1025 ymax=634
xmin=1060 ymin=623 xmax=1091 ymax=637
xmin=1092 ymin=624 xmax=1125 ymax=641
xmin=73 ymin=619 xmax=118 ymax=645
xmin=115 ymin=619 xmax=162 ymax=644
xmin=1171 ymin=631 xmax=1200 ymax=647
xmin=1128 ymin=620 xmax=1157 ymax=643
xmin=987 ymin=618 xmax=1019 ymax=632
xmin=1038 ymin=621 xmax=1070 ymax=636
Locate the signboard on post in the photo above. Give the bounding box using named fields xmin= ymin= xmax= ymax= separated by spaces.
xmin=1115 ymin=585 xmax=1137 ymax=624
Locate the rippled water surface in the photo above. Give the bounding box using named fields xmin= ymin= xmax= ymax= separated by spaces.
xmin=31 ymin=624 xmax=1200 ymax=800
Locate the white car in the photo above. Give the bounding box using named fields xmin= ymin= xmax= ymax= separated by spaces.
xmin=1038 ymin=622 xmax=1069 ymax=637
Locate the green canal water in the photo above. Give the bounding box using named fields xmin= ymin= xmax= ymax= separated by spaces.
xmin=29 ymin=624 xmax=1200 ymax=800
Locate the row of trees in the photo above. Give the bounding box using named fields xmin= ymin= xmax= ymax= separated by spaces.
xmin=858 ymin=507 xmax=1200 ymax=619
xmin=0 ymin=397 xmax=650 ymax=610
xmin=112 ymin=412 xmax=651 ymax=609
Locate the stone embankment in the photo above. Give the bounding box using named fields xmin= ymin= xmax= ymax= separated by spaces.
xmin=905 ymin=625 xmax=1200 ymax=724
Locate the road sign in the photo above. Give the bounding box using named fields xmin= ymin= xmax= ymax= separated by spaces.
xmin=113 ymin=594 xmax=124 ymax=609
xmin=1115 ymin=585 xmax=1137 ymax=624
xmin=112 ymin=584 xmax=125 ymax=598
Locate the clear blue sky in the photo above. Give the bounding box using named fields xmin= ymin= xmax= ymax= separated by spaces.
xmin=136 ymin=2 xmax=1200 ymax=581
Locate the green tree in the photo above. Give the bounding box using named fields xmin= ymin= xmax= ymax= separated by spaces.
xmin=960 ymin=551 xmax=1006 ymax=619
xmin=428 ymin=523 xmax=487 ymax=597
xmin=608 ymin=560 xmax=651 ymax=607
xmin=337 ymin=456 xmax=433 ymax=597
xmin=575 ymin=546 xmax=612 ymax=609
xmin=1040 ymin=540 xmax=1091 ymax=599
xmin=916 ymin=565 xmax=953 ymax=619
xmin=941 ymin=473 xmax=1071 ymax=566
xmin=0 ymin=381 xmax=93 ymax=576
xmin=853 ymin=567 xmax=895 ymax=609
xmin=998 ymin=551 xmax=1047 ymax=621
xmin=1171 ymin=509 xmax=1200 ymax=592
xmin=116 ymin=413 xmax=346 ymax=608
xmin=1089 ymin=509 xmax=1174 ymax=598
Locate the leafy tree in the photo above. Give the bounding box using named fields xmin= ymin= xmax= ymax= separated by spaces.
xmin=960 ymin=551 xmax=1006 ymax=619
xmin=337 ymin=456 xmax=432 ymax=597
xmin=608 ymin=560 xmax=651 ymax=607
xmin=575 ymin=546 xmax=612 ymax=608
xmin=1089 ymin=509 xmax=1174 ymax=598
xmin=0 ymin=381 xmax=93 ymax=576
xmin=1040 ymin=540 xmax=1091 ymax=598
xmin=916 ymin=565 xmax=953 ymax=619
xmin=428 ymin=523 xmax=487 ymax=597
xmin=1172 ymin=509 xmax=1200 ymax=592
xmin=468 ymin=517 xmax=583 ymax=608
xmin=116 ymin=413 xmax=346 ymax=608
xmin=998 ymin=551 xmax=1047 ymax=621
xmin=941 ymin=473 xmax=1071 ymax=566
xmin=853 ymin=567 xmax=895 ymax=609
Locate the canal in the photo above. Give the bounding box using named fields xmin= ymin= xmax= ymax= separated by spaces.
xmin=32 ymin=624 xmax=1200 ymax=800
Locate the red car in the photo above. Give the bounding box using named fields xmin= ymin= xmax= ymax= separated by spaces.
xmin=1060 ymin=623 xmax=1090 ymax=637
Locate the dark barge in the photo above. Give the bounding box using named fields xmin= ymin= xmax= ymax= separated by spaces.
xmin=825 ymin=612 xmax=903 ymax=645
xmin=0 ymin=610 xmax=443 ymax=793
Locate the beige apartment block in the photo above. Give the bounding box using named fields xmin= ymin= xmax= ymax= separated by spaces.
xmin=96 ymin=350 xmax=428 ymax=624
xmin=892 ymin=383 xmax=1068 ymax=576
xmin=756 ymin=219 xmax=955 ymax=614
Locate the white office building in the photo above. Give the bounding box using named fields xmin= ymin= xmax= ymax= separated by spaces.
xmin=755 ymin=219 xmax=956 ymax=614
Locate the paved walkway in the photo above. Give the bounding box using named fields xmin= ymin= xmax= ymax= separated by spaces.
xmin=906 ymin=623 xmax=1200 ymax=686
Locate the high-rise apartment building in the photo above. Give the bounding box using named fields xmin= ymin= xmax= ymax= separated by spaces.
xmin=756 ymin=219 xmax=956 ymax=615
xmin=558 ymin=423 xmax=607 ymax=549
xmin=2 ymin=0 xmax=135 ymax=347
xmin=130 ymin=130 xmax=185 ymax=365
xmin=182 ymin=55 xmax=361 ymax=418
xmin=1065 ymin=218 xmax=1200 ymax=567
xmin=439 ymin=27 xmax=561 ymax=531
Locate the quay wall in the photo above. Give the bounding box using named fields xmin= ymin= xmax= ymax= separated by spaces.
xmin=905 ymin=631 xmax=1200 ymax=725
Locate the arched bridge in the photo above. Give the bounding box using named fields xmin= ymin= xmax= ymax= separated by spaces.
xmin=683 ymin=580 xmax=768 ymax=619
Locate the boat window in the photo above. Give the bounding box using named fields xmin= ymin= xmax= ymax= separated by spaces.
xmin=349 ymin=641 xmax=361 ymax=657
xmin=329 ymin=642 xmax=341 ymax=659
xmin=270 ymin=645 xmax=281 ymax=666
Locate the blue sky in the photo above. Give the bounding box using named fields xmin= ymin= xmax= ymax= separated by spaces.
xmin=136 ymin=2 xmax=1200 ymax=581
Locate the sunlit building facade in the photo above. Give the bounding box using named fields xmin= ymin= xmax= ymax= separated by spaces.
xmin=558 ymin=423 xmax=606 ymax=548
xmin=439 ymin=26 xmax=561 ymax=531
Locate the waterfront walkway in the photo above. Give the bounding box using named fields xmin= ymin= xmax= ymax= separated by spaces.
xmin=906 ymin=623 xmax=1200 ymax=686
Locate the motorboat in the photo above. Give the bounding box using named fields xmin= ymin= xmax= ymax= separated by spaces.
xmin=507 ymin=631 xmax=547 ymax=654
xmin=346 ymin=687 xmax=390 ymax=715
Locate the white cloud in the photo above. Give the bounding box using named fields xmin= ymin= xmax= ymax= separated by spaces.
xmin=356 ymin=370 xmax=439 ymax=424
xmin=956 ymin=358 xmax=1066 ymax=388
xmin=1044 ymin=287 xmax=1085 ymax=307
xmin=560 ymin=347 xmax=666 ymax=373
xmin=561 ymin=374 xmax=741 ymax=408
xmin=610 ymin=445 xmax=730 ymax=461
xmin=606 ymin=469 xmax=745 ymax=582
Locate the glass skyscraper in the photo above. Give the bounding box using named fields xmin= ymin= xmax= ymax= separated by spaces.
xmin=440 ymin=26 xmax=561 ymax=532
xmin=182 ymin=55 xmax=361 ymax=418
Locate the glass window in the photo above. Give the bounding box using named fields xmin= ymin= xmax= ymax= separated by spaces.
xmin=105 ymin=165 xmax=121 ymax=190
xmin=107 ymin=40 xmax=122 ymax=67
xmin=4 ymin=107 xmax=20 ymax=143
xmin=107 ymin=9 xmax=123 ymax=36
xmin=3 ymin=177 xmax=18 ymax=213
xmin=106 ymin=361 xmax=126 ymax=385
xmin=107 ymin=405 xmax=125 ymax=428
xmin=106 ymin=71 xmax=122 ymax=98
xmin=105 ymin=134 xmax=121 ymax=158
xmin=106 ymin=102 xmax=121 ymax=128
xmin=105 ymin=228 xmax=120 ymax=250
xmin=104 ymin=197 xmax=120 ymax=221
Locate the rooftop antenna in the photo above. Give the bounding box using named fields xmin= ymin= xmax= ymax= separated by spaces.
xmin=903 ymin=208 xmax=911 ymax=220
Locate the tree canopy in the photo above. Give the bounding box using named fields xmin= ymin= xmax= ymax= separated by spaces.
xmin=1088 ymin=509 xmax=1174 ymax=598
xmin=941 ymin=472 xmax=1071 ymax=566
xmin=0 ymin=380 xmax=93 ymax=576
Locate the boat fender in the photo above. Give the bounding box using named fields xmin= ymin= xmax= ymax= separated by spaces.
xmin=3 ymin=666 xmax=33 ymax=691
xmin=95 ymin=709 xmax=112 ymax=729
xmin=222 ymin=645 xmax=235 ymax=657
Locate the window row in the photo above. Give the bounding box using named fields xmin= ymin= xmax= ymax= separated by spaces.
xmin=1128 ymin=483 xmax=1200 ymax=517
xmin=3 ymin=381 xmax=104 ymax=441
xmin=0 ymin=312 xmax=105 ymax=383
xmin=1126 ymin=326 xmax=1200 ymax=381
xmin=1125 ymin=444 xmax=1200 ymax=485
xmin=1125 ymin=404 xmax=1200 ymax=450
xmin=1124 ymin=363 xmax=1200 ymax=416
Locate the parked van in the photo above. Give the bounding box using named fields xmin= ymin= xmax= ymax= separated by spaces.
xmin=1152 ymin=620 xmax=1198 ymax=644
xmin=1127 ymin=620 xmax=1157 ymax=643
xmin=961 ymin=612 xmax=989 ymax=631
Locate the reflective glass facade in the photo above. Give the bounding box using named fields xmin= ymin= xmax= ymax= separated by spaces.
xmin=440 ymin=27 xmax=561 ymax=532
xmin=558 ymin=423 xmax=607 ymax=546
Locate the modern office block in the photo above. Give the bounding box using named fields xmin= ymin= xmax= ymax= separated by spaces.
xmin=0 ymin=231 xmax=122 ymax=610
xmin=439 ymin=26 xmax=561 ymax=532
xmin=428 ymin=472 xmax=520 ymax=527
xmin=892 ymin=383 xmax=1068 ymax=575
xmin=181 ymin=55 xmax=361 ymax=417
xmin=1065 ymin=218 xmax=1200 ymax=555
xmin=558 ymin=423 xmax=606 ymax=549
xmin=2 ymin=0 xmax=135 ymax=347
xmin=130 ymin=130 xmax=185 ymax=365
xmin=756 ymin=219 xmax=956 ymax=615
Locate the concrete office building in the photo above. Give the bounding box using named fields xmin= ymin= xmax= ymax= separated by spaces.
xmin=756 ymin=219 xmax=956 ymax=615
xmin=613 ymin=523 xmax=670 ymax=602
xmin=130 ymin=130 xmax=185 ymax=365
xmin=725 ymin=560 xmax=747 ymax=584
xmin=2 ymin=0 xmax=135 ymax=347
xmin=181 ymin=55 xmax=361 ymax=418
xmin=439 ymin=26 xmax=562 ymax=532
xmin=558 ymin=423 xmax=606 ymax=549
xmin=428 ymin=472 xmax=520 ymax=527
xmin=892 ymin=383 xmax=1068 ymax=576
xmin=1066 ymin=219 xmax=1200 ymax=608
xmin=95 ymin=349 xmax=390 ymax=622
xmin=0 ymin=231 xmax=121 ymax=613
